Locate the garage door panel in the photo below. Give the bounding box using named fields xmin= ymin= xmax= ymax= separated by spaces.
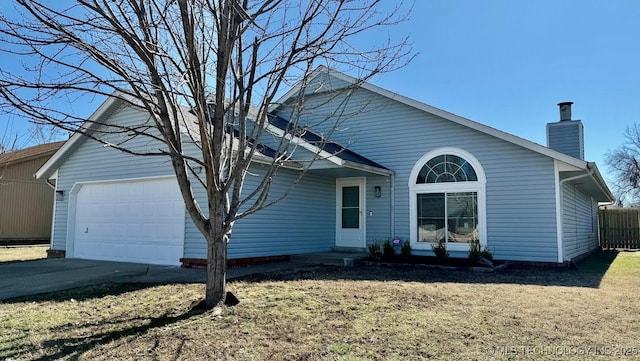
xmin=73 ymin=178 xmax=185 ymax=266
xmin=74 ymin=240 xmax=183 ymax=265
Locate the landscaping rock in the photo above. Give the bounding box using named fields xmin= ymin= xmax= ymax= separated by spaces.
xmin=224 ymin=291 xmax=240 ymax=306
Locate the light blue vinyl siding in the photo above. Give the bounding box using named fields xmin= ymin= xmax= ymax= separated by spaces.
xmin=52 ymin=105 xmax=176 ymax=251
xmin=53 ymin=104 xmax=335 ymax=259
xmin=365 ymin=176 xmax=392 ymax=242
xmin=562 ymin=183 xmax=598 ymax=260
xmin=276 ymin=80 xmax=560 ymax=262
xmin=183 ymin=163 xmax=335 ymax=259
xmin=547 ymin=121 xmax=584 ymax=159
xmin=53 ymin=77 xmax=579 ymax=263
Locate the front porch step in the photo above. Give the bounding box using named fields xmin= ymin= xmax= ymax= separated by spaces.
xmin=291 ymin=251 xmax=368 ymax=267
xmin=332 ymin=247 xmax=367 ymax=254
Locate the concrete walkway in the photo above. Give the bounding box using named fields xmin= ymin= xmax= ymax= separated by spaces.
xmin=0 ymin=251 xmax=366 ymax=301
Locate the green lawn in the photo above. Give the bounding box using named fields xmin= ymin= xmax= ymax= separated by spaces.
xmin=1 ymin=251 xmax=640 ymax=360
xmin=0 ymin=246 xmax=47 ymax=263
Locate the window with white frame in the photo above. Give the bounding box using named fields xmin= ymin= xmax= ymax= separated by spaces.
xmin=409 ymin=149 xmax=486 ymax=250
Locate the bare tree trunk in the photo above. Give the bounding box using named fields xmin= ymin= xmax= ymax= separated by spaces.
xmin=205 ymin=233 xmax=228 ymax=308
xmin=0 ymin=0 xmax=413 ymax=309
xmin=205 ymin=193 xmax=229 ymax=308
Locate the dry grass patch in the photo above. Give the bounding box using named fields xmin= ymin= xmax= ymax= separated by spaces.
xmin=0 ymin=246 xmax=47 ymax=263
xmin=1 ymin=251 xmax=640 ymax=360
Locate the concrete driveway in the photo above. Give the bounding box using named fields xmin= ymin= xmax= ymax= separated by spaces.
xmin=0 ymin=252 xmax=359 ymax=301
xmin=0 ymin=258 xmax=208 ymax=300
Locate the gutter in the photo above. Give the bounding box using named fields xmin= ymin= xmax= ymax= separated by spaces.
xmin=586 ymin=162 xmax=615 ymax=202
xmin=391 ymin=174 xmax=395 ymax=239
xmin=560 ymin=167 xmax=595 ymax=187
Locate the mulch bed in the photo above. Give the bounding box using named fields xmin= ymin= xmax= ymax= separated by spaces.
xmin=363 ymin=255 xmax=507 ymax=271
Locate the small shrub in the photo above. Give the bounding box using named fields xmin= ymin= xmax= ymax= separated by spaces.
xmin=382 ymin=240 xmax=395 ymax=259
xmin=400 ymin=241 xmax=412 ymax=259
xmin=368 ymin=241 xmax=382 ymax=260
xmin=468 ymin=238 xmax=482 ymax=263
xmin=480 ymin=246 xmax=494 ymax=261
xmin=431 ymin=238 xmax=448 ymax=259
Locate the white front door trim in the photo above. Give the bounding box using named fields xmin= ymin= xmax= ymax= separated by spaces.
xmin=335 ymin=177 xmax=366 ymax=248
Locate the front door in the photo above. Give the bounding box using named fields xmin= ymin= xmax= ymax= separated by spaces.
xmin=336 ymin=178 xmax=366 ymax=248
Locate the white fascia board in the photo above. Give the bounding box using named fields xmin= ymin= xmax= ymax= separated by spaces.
xmin=558 ymin=160 xmax=613 ymax=201
xmin=557 ymin=161 xmax=583 ymax=172
xmin=587 ymin=162 xmax=615 ymax=202
xmin=342 ymin=160 xmax=394 ymax=176
xmin=35 ymin=132 xmax=81 ymax=180
xmin=262 ymin=122 xmax=343 ymax=166
xmin=249 ymin=156 xmax=303 ymax=171
xmin=558 ymin=161 xmax=614 ymax=203
xmin=307 ymin=159 xmax=342 ymax=170
xmin=275 ymin=67 xmax=590 ymax=169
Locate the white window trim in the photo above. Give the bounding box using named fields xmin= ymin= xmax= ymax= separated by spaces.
xmin=408 ymin=147 xmax=487 ymax=252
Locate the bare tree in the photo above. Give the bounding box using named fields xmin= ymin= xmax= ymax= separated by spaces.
xmin=0 ymin=0 xmax=412 ymax=308
xmin=606 ymin=123 xmax=640 ymax=206
xmin=26 ymin=123 xmax=66 ymax=145
xmin=0 ymin=120 xmax=18 ymax=155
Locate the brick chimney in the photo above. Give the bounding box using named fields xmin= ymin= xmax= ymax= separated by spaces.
xmin=546 ymin=102 xmax=584 ymax=159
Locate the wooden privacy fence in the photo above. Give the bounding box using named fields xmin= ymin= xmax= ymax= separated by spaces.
xmin=599 ymin=208 xmax=640 ymax=249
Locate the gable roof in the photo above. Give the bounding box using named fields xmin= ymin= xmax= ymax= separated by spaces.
xmin=0 ymin=141 xmax=65 ymax=166
xmin=35 ymin=94 xmax=125 ymax=179
xmin=272 ymin=66 xmax=613 ymax=201
xmin=274 ymin=66 xmax=593 ymax=168
xmin=36 ymin=92 xmax=385 ymax=179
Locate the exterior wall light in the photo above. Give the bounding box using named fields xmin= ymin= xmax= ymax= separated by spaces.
xmin=374 ymin=186 xmax=381 ymax=198
xmin=55 ymin=190 xmax=64 ymax=201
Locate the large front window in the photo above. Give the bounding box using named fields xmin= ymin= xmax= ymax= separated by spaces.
xmin=417 ymin=192 xmax=478 ymax=243
xmin=409 ymin=148 xmax=486 ymax=250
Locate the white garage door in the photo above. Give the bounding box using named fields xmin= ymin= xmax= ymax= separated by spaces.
xmin=73 ymin=178 xmax=185 ymax=265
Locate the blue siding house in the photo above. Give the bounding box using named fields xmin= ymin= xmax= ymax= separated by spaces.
xmin=37 ymin=67 xmax=613 ymax=266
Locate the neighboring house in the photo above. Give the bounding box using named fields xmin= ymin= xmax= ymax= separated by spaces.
xmin=0 ymin=141 xmax=64 ymax=244
xmin=36 ymin=67 xmax=613 ymax=266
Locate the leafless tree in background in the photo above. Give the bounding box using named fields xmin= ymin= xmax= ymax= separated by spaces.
xmin=0 ymin=0 xmax=412 ymax=308
xmin=0 ymin=132 xmax=12 ymax=156
xmin=606 ymin=123 xmax=640 ymax=206
xmin=26 ymin=123 xmax=66 ymax=145
xmin=0 ymin=119 xmax=18 ymax=154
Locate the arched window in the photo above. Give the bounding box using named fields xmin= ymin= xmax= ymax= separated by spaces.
xmin=409 ymin=148 xmax=487 ymax=251
xmin=416 ymin=154 xmax=478 ymax=183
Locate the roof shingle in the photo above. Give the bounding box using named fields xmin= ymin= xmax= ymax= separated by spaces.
xmin=0 ymin=141 xmax=65 ymax=165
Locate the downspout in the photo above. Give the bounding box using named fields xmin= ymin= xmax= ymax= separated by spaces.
xmin=41 ymin=174 xmax=57 ymax=251
xmin=390 ymin=174 xmax=395 ymax=239
xmin=558 ymin=166 xmax=595 ymax=263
